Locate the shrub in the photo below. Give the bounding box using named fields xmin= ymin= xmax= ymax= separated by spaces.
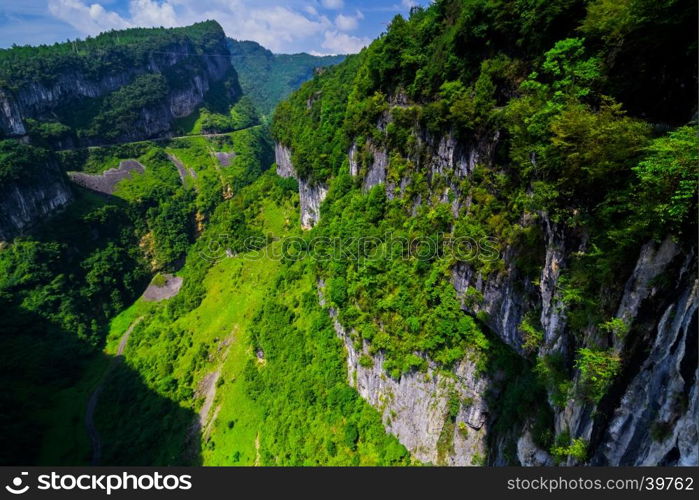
xmin=599 ymin=318 xmax=630 ymax=341
xmin=519 ymin=313 xmax=544 ymax=353
xmin=551 ymin=433 xmax=588 ymax=463
xmin=575 ymin=348 xmax=621 ymax=403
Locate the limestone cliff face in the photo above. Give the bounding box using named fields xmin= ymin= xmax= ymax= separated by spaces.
xmin=274 ymin=143 xmax=327 ymax=229
xmin=592 ymin=247 xmax=697 ymax=466
xmin=319 ymin=285 xmax=490 ymax=465
xmin=280 ymin=106 xmax=698 ymax=465
xmin=0 ymin=161 xmax=72 ymax=241
xmin=0 ymin=36 xmax=236 ymax=144
xmin=345 ymin=121 xmax=697 ymax=466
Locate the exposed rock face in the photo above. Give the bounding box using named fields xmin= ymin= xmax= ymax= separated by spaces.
xmin=275 ymin=142 xmax=295 ymax=178
xmin=517 ymin=430 xmax=554 ymax=466
xmin=614 ymin=238 xmax=681 ymax=331
xmin=427 ymin=133 xmax=481 ymax=179
xmin=538 ymin=217 xmax=569 ymax=357
xmin=328 ymin=304 xmax=490 ymax=465
xmin=274 ymin=142 xmax=327 ymax=229
xmin=0 ymin=88 xmax=26 ymax=136
xmin=453 ymin=251 xmax=531 ymax=354
xmin=452 ymin=198 xmax=697 ymax=466
xmin=592 ymin=252 xmax=698 ymax=466
xmin=298 ymin=182 xmax=328 ymax=230
xmin=278 ymin=90 xmax=698 ymax=466
xmin=68 ymin=160 xmax=145 ymax=195
xmin=348 ymin=141 xmax=387 ymax=191
xmin=0 ymin=162 xmax=73 ymax=241
xmin=142 ymin=274 xmax=184 ymax=302
xmin=305 ymin=115 xmax=698 ymax=466
xmin=213 ymin=151 xmax=236 ymax=168
xmin=0 ymin=37 xmax=236 ymax=145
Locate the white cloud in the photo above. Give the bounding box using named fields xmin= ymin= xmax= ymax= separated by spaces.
xmin=46 ymin=0 xmax=376 ymax=53
xmin=321 ymin=30 xmax=370 ymax=54
xmin=334 ymin=10 xmax=363 ymax=32
xmin=401 ymin=0 xmax=417 ymax=8
xmin=48 ymin=0 xmax=132 ymax=35
xmin=218 ymin=6 xmax=331 ymax=51
xmin=320 ymin=0 xmax=344 ymax=10
xmin=129 ymin=0 xmax=177 ymax=28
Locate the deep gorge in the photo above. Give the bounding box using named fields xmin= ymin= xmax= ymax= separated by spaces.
xmin=0 ymin=0 xmax=696 ymax=467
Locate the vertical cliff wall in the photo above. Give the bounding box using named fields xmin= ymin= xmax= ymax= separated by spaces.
xmin=276 ymin=120 xmax=697 ymax=466
xmin=0 ymin=161 xmax=73 ymax=241
xmin=275 ymin=143 xmax=327 ymax=229
xmin=0 ymin=21 xmax=238 ymax=146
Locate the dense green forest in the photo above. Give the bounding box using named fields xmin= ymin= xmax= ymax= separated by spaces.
xmin=90 ymin=171 xmax=409 ymax=465
xmin=0 ymin=19 xmax=392 ymax=466
xmin=272 ymin=0 xmax=697 ymax=461
xmin=0 ymin=21 xmax=240 ymax=146
xmin=0 ymin=21 xmax=225 ymax=89
xmin=0 ymin=125 xmax=275 ymax=463
xmin=228 ymin=39 xmax=345 ymax=118
xmin=273 ymin=0 xmax=697 ymax=365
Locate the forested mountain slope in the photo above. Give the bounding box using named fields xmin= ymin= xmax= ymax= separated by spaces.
xmin=228 ymin=39 xmax=345 ymax=118
xmin=0 ymin=21 xmax=240 ymax=241
xmin=0 ymin=21 xmax=239 ymax=146
xmin=0 ymin=21 xmax=265 ymax=464
xmin=0 ymin=20 xmax=397 ymax=467
xmin=0 ymin=1 xmax=696 ymax=468
xmin=272 ymin=0 xmax=698 ymax=465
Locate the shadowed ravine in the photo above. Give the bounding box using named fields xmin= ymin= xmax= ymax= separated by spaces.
xmin=85 ymin=317 xmax=142 ymax=465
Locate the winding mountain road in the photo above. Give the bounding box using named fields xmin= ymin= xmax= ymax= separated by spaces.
xmin=85 ymin=317 xmax=143 ymax=465
xmin=57 ymin=129 xmax=258 ymax=153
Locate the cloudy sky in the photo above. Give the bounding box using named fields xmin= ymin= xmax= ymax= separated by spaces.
xmin=0 ymin=0 xmax=431 ymax=54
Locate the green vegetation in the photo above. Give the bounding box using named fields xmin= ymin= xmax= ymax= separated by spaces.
xmin=0 ymin=125 xmax=271 ymax=464
xmin=228 ymin=39 xmax=345 ymax=118
xmin=0 ymin=187 xmax=149 ymax=464
xmin=535 ymin=354 xmax=573 ymax=409
xmin=311 ymin=182 xmax=490 ymax=375
xmin=80 ymin=74 xmax=168 ymax=141
xmin=575 ymin=348 xmax=621 ymax=403
xmin=551 ymin=431 xmax=588 ymax=463
xmin=175 ymin=97 xmax=261 ymax=136
xmin=2 ymin=21 xmax=239 ymax=146
xmin=272 ymin=0 xmax=697 ymax=413
xmin=1 ymin=109 xmax=409 ymax=464
xmin=91 ymin=171 xmax=409 ymax=465
xmin=0 ymin=21 xmax=227 ymax=89
xmin=0 ymin=139 xmax=47 ymax=182
xmin=599 ymin=318 xmax=630 ymax=341
xmin=519 ymin=312 xmax=544 ymax=353
xmin=0 ymin=0 xmax=696 ymax=468
xmin=633 ymin=126 xmax=699 ymax=235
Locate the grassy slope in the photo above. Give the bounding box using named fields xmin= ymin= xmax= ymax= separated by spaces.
xmin=31 ymin=120 xmax=407 ymax=465
xmin=34 ymin=131 xmax=254 ymax=465
xmin=94 ymin=196 xmax=288 ymax=465
xmin=77 ymin=188 xmax=294 ymax=465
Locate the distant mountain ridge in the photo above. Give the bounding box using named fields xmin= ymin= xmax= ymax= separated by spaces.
xmin=0 ymin=21 xmax=239 ymax=147
xmin=228 ymin=39 xmax=345 ymax=117
xmin=0 ymin=21 xmax=241 ymax=241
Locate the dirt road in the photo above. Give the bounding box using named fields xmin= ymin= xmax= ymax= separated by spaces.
xmin=84 ymin=317 xmax=143 ymax=465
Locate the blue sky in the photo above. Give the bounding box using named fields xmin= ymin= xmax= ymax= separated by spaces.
xmin=0 ymin=0 xmax=431 ymax=54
